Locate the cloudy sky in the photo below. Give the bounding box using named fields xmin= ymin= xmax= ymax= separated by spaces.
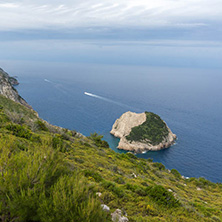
xmin=0 ymin=0 xmax=222 ymax=69
xmin=0 ymin=0 xmax=222 ymax=40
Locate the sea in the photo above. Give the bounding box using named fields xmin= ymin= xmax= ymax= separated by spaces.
xmin=1 ymin=40 xmax=222 ymax=183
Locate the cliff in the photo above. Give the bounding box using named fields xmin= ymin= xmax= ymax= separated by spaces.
xmin=111 ymin=111 xmax=176 ymax=153
xmin=0 ymin=68 xmax=32 ymax=109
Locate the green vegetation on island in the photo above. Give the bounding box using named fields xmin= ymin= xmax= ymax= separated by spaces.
xmin=0 ymin=94 xmax=222 ymax=222
xmin=126 ymin=112 xmax=169 ymax=145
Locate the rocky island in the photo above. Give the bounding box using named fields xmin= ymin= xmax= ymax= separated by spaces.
xmin=110 ymin=111 xmax=176 ymax=153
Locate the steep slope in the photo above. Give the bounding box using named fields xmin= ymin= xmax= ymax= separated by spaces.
xmin=0 ymin=68 xmax=31 ymax=109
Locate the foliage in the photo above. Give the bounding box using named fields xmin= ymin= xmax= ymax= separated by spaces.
xmin=52 ymin=135 xmax=64 ymax=149
xmin=6 ymin=123 xmax=32 ymax=139
xmin=102 ymin=181 xmax=125 ymax=198
xmin=171 ymin=169 xmax=181 ymax=179
xmin=126 ymin=112 xmax=169 ymax=145
xmin=84 ymin=170 xmax=103 ymax=182
xmin=38 ymin=175 xmax=108 ymax=222
xmin=89 ymin=132 xmax=109 ymax=148
xmin=35 ymin=120 xmax=48 ymax=131
xmin=153 ymin=162 xmax=166 ymax=171
xmin=0 ymin=145 xmax=107 ymax=222
xmin=146 ymin=185 xmax=180 ymax=208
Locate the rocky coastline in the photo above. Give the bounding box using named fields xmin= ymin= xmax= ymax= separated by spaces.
xmin=0 ymin=68 xmax=32 ymax=109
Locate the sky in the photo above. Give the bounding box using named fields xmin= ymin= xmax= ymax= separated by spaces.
xmin=0 ymin=0 xmax=222 ymax=68
xmin=0 ymin=0 xmax=222 ymax=40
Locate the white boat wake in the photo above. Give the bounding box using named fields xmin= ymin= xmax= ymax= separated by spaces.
xmin=44 ymin=79 xmax=51 ymax=83
xmin=84 ymin=91 xmax=136 ymax=109
xmin=84 ymin=92 xmax=101 ymax=99
xmin=44 ymin=78 xmax=67 ymax=94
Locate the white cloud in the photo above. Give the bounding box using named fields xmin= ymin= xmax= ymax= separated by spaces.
xmin=0 ymin=0 xmax=221 ymax=31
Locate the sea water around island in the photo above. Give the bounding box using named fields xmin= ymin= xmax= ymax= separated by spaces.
xmin=1 ymin=59 xmax=222 ymax=183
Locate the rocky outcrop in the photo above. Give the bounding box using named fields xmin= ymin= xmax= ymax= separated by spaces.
xmin=110 ymin=111 xmax=176 ymax=153
xmin=0 ymin=68 xmax=32 ymax=109
xmin=111 ymin=209 xmax=128 ymax=222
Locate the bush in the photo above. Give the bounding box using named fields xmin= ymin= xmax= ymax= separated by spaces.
xmin=171 ymin=169 xmax=181 ymax=179
xmin=52 ymin=135 xmax=64 ymax=150
xmin=146 ymin=185 xmax=180 ymax=208
xmin=84 ymin=170 xmax=103 ymax=182
xmin=126 ymin=152 xmax=137 ymax=159
xmin=0 ymin=145 xmax=107 ymax=222
xmin=0 ymin=146 xmax=66 ymax=221
xmin=194 ymin=177 xmax=216 ymax=188
xmin=102 ymin=181 xmax=125 ymax=198
xmin=6 ymin=124 xmax=32 ymax=139
xmin=38 ymin=175 xmax=107 ymax=222
xmin=153 ymin=162 xmax=165 ymax=171
xmin=125 ymin=183 xmax=146 ymax=196
xmin=114 ymin=177 xmax=125 ymax=184
xmin=35 ymin=120 xmax=48 ymax=131
xmin=89 ymin=133 xmax=109 ymax=148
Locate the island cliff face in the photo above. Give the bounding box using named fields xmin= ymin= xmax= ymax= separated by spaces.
xmin=110 ymin=111 xmax=176 ymax=153
xmin=0 ymin=68 xmax=32 ymax=109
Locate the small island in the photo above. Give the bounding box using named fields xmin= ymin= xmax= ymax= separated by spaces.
xmin=110 ymin=111 xmax=176 ymax=153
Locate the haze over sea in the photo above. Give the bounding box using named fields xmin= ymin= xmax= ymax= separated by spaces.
xmin=1 ymin=0 xmax=222 ymax=182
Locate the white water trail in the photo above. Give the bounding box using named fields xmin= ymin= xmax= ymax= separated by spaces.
xmin=84 ymin=92 xmax=137 ymax=110
xmin=44 ymin=79 xmax=51 ymax=83
xmin=44 ymin=78 xmax=67 ymax=94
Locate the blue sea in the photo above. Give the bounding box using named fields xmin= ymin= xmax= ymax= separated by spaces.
xmin=1 ymin=40 xmax=222 ymax=183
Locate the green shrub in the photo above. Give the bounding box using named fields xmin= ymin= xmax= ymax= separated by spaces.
xmin=89 ymin=133 xmax=109 ymax=148
xmin=126 ymin=152 xmax=137 ymax=159
xmin=38 ymin=175 xmax=107 ymax=222
xmin=52 ymin=135 xmax=64 ymax=150
xmin=153 ymin=162 xmax=165 ymax=171
xmin=124 ymin=183 xmax=146 ymax=196
xmin=114 ymin=177 xmax=125 ymax=184
xmin=146 ymin=185 xmax=180 ymax=207
xmin=6 ymin=124 xmax=32 ymax=139
xmin=84 ymin=170 xmax=103 ymax=182
xmin=194 ymin=177 xmax=216 ymax=188
xmin=35 ymin=120 xmax=48 ymax=131
xmin=102 ymin=181 xmax=125 ymax=198
xmin=0 ymin=112 xmax=10 ymax=124
xmin=147 ymin=158 xmax=153 ymax=162
xmin=171 ymin=169 xmax=181 ymax=179
xmin=0 ymin=146 xmax=67 ymax=221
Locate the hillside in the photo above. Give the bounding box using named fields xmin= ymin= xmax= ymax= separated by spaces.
xmin=0 ymin=71 xmax=222 ymax=221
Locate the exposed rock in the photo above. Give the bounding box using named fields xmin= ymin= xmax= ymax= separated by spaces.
xmin=101 ymin=204 xmax=110 ymax=212
xmin=111 ymin=209 xmax=128 ymax=222
xmin=96 ymin=192 xmax=102 ymax=197
xmin=0 ymin=68 xmax=32 ymax=109
xmin=110 ymin=111 xmax=176 ymax=153
xmin=131 ymin=173 xmax=137 ymax=178
xmin=110 ymin=111 xmax=146 ymax=138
